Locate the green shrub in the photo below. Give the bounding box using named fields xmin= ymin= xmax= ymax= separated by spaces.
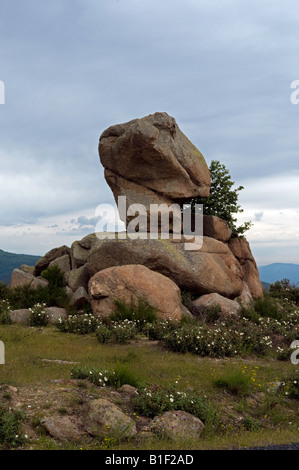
xmin=95 ymin=323 xmax=113 ymax=343
xmin=203 ymin=305 xmax=222 ymax=323
xmin=6 ymin=283 xmax=70 ymax=311
xmin=110 ymin=298 xmax=157 ymax=329
xmin=0 ymin=283 xmax=10 ymax=300
xmin=253 ymin=297 xmax=282 ymax=320
xmin=269 ymin=279 xmax=299 ymax=305
xmin=180 ymin=289 xmax=197 ymax=310
xmin=242 ymin=416 xmax=262 ymax=431
xmin=41 ymin=265 xmax=66 ymax=289
xmin=0 ymin=299 xmax=12 ymax=324
xmin=0 ymin=405 xmax=25 ymax=449
xmin=113 ymin=363 xmax=143 ymax=388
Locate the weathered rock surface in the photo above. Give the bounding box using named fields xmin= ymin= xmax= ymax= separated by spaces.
xmin=10 ymin=309 xmax=31 ymax=324
xmin=87 ymin=235 xmax=244 ymax=298
xmin=45 ymin=307 xmax=68 ymax=324
xmin=19 ymin=264 xmax=35 ymax=275
xmin=228 ymin=237 xmax=263 ymax=299
xmin=149 ymin=410 xmax=205 ymax=440
xmin=68 ymin=264 xmax=90 ymax=292
xmin=10 ymin=269 xmax=48 ymax=290
xmin=83 ymin=398 xmax=137 ymax=437
xmin=89 ymin=264 xmax=187 ymax=320
xmin=70 ymin=287 xmax=90 ymax=309
xmin=203 ymin=215 xmax=232 ymax=242
xmin=48 ymin=254 xmax=71 ymax=281
xmin=192 ymin=293 xmax=241 ymax=317
xmin=99 ymin=112 xmax=210 ymax=226
xmin=41 ymin=416 xmax=84 ymax=442
xmin=34 ymin=245 xmax=71 ymax=276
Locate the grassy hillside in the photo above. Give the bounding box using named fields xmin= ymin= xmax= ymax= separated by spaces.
xmin=0 ymin=249 xmax=41 ymax=284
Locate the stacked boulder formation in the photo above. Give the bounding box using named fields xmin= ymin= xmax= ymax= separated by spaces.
xmin=11 ymin=112 xmax=263 ymax=320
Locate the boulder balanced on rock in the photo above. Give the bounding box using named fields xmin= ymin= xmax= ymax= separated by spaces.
xmin=99 ymin=112 xmax=210 ymax=228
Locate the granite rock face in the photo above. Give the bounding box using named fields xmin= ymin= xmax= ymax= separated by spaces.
xmin=11 ymin=113 xmax=263 ymax=320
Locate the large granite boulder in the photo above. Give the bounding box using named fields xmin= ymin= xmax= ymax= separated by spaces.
xmin=88 ymin=264 xmax=188 ymax=320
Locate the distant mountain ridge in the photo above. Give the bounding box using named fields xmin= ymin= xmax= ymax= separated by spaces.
xmin=258 ymin=263 xmax=299 ymax=286
xmin=0 ymin=249 xmax=41 ymax=284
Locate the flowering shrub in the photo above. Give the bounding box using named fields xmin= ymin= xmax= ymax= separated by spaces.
xmin=70 ymin=363 xmax=141 ymax=388
xmin=56 ymin=313 xmax=100 ymax=334
xmin=71 ymin=365 xmax=116 ymax=386
xmin=0 ymin=404 xmax=26 ymax=449
xmin=28 ymin=303 xmax=48 ymax=327
xmin=97 ymin=320 xmax=138 ymax=345
xmin=145 ymin=318 xmax=274 ymax=358
xmin=131 ymin=384 xmax=220 ymax=434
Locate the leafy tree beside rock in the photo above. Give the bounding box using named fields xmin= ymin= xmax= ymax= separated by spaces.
xmin=189 ymin=160 xmax=252 ymax=236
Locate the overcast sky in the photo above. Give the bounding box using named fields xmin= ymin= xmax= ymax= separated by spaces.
xmin=0 ymin=0 xmax=299 ymax=266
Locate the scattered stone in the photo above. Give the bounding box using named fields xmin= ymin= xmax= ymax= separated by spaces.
xmin=41 ymin=359 xmax=80 ymax=365
xmin=41 ymin=416 xmax=84 ymax=442
xmin=149 ymin=410 xmax=205 ymax=440
xmin=192 ymin=293 xmax=241 ymax=317
xmin=83 ymin=398 xmax=137 ymax=438
xmin=118 ymin=384 xmax=139 ymax=397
